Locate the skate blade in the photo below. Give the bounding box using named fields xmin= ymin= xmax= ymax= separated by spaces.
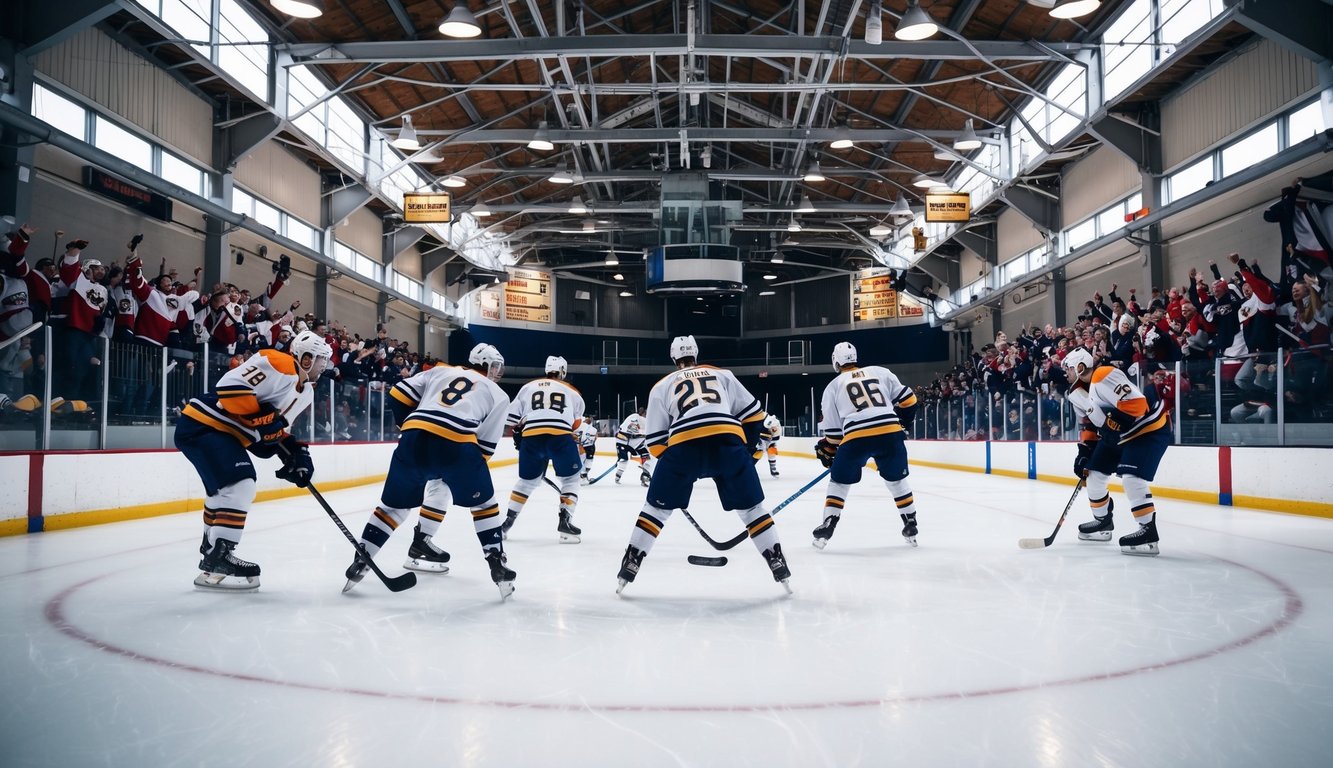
xmin=403 ymin=559 xmax=450 ymax=573
xmin=341 ymin=578 xmax=363 ymax=594
xmin=558 ymin=532 xmax=582 ymax=544
xmin=1121 ymin=543 xmax=1160 ymax=556
xmin=812 ymin=537 xmax=828 ymax=550
xmin=1078 ymin=532 xmax=1113 ymax=542
xmin=616 ymin=578 xmax=629 ymax=595
xmin=496 ymin=580 xmax=515 ymax=600
xmin=194 ymin=572 xmax=259 ymax=591
xmin=779 ymin=579 xmax=793 ymax=595
xmin=903 ymin=536 xmax=918 ymax=547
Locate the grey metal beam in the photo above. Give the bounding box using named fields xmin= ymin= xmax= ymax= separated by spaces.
xmin=0 ymin=41 xmax=34 ymax=225
xmin=954 ymin=224 xmax=997 ymax=264
xmin=1086 ymin=113 xmax=1161 ymax=172
xmin=418 ymin=127 xmax=964 ymax=143
xmin=1231 ymin=0 xmax=1333 ymax=63
xmin=384 ymin=225 xmax=426 ymax=265
xmin=13 ymin=0 xmax=124 ymax=55
xmin=328 ymin=186 xmax=372 ymax=226
xmin=286 ymin=35 xmax=1088 ymax=64
xmin=1000 ymin=185 xmax=1060 ymax=234
xmin=223 ymin=113 xmax=283 ymax=170
xmin=422 ymin=248 xmax=456 ymax=280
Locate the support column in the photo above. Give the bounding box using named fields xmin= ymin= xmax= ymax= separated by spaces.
xmin=0 ymin=41 xmax=34 ymax=225
xmin=1088 ymin=104 xmax=1164 ymax=298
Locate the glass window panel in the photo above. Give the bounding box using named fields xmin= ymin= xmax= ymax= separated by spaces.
xmin=1220 ymin=122 xmax=1278 ymax=176
xmin=31 ymin=84 xmax=86 ymax=138
xmin=1125 ymin=192 xmax=1142 ymax=213
xmin=1045 ymin=64 xmax=1086 ymax=143
xmin=1287 ymin=101 xmax=1325 ymax=144
xmin=286 ymin=218 xmax=319 ymax=250
xmin=94 ymin=117 xmax=153 ymax=172
xmin=1029 ymin=248 xmax=1049 ymax=271
xmin=1167 ymin=156 xmax=1214 ymax=203
xmin=1097 ymin=206 xmax=1125 ymax=237
xmin=333 ymin=241 xmax=354 ymax=267
xmin=232 ymin=188 xmax=254 ymax=216
xmin=1160 ymin=0 xmax=1224 ymax=49
xmin=161 ymin=151 xmax=204 ymax=196
xmin=217 ymin=0 xmax=270 ymax=101
xmin=1067 ymin=218 xmax=1097 ymax=251
xmin=1102 ymin=0 xmax=1153 ymax=100
xmin=160 ymin=0 xmax=211 ymax=58
xmin=287 ymin=66 xmax=327 ymax=141
xmin=253 ymin=199 xmax=282 ymax=232
xmin=326 ymin=98 xmax=366 ymax=172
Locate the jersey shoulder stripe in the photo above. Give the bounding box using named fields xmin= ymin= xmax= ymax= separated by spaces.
xmin=258 ymin=349 xmax=297 ymax=375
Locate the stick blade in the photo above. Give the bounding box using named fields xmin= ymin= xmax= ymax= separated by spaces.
xmin=383 ymin=571 xmax=419 ymax=591
xmin=1017 ymin=537 xmax=1050 ymax=550
xmin=687 ymin=555 xmax=728 ymax=567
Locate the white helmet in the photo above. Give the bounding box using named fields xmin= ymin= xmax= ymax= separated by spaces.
xmin=670 ymin=335 xmax=698 ymax=362
xmin=544 ymin=355 xmax=567 ymax=379
xmin=1062 ymin=347 xmax=1095 ymax=378
xmin=469 ymin=343 xmax=505 ymax=381
xmin=832 ymin=341 xmax=857 ymax=370
xmin=291 ymin=330 xmax=333 ymax=379
xmin=82 ymin=259 xmax=103 ymax=272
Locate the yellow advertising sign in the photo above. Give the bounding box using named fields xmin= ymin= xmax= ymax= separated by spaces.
xmin=925 ymin=192 xmax=970 ymax=223
xmin=505 ymin=305 xmax=552 ymax=323
xmin=403 ymin=193 xmax=451 ymax=223
xmin=504 ymin=267 xmax=552 ymax=323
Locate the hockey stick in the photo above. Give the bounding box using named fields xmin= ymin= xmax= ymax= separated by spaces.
xmin=1017 ymin=477 xmax=1085 ymax=550
xmin=587 ymin=463 xmax=617 ymax=485
xmin=304 ymin=483 xmax=417 ymax=592
xmin=682 ymin=468 xmax=834 ymax=552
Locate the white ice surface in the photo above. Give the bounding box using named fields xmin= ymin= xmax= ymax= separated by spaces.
xmin=2 ymin=457 xmax=1332 ymax=767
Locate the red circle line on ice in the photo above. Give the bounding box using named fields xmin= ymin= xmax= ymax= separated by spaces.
xmin=44 ymin=556 xmax=1303 ymax=713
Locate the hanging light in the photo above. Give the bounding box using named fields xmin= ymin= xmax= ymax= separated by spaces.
xmin=771 ymin=252 xmax=785 ymax=264
xmin=528 ymin=121 xmax=554 ymax=152
xmin=912 ymin=173 xmax=944 ymax=188
xmin=953 ymin=119 xmax=983 ymax=151
xmin=796 ymin=194 xmax=816 ymax=213
xmin=582 ymin=218 xmax=596 ymax=232
xmin=865 ymin=1 xmax=884 ymax=45
xmin=549 ymin=166 xmax=575 ymax=184
xmin=889 ymin=194 xmax=913 ymax=219
xmin=440 ymin=175 xmax=466 ymax=188
xmin=803 ymin=161 xmax=826 ymax=182
xmin=759 ymin=290 xmax=776 ymax=296
xmin=605 ymin=253 xmax=619 ymax=266
xmin=829 ymin=122 xmax=853 ymax=150
xmin=568 ymin=195 xmax=588 ymax=214
xmin=763 ymin=273 xmax=778 ymax=281
xmin=271 ymin=0 xmax=323 ymax=18
xmin=1049 ymin=0 xmax=1101 ymax=20
xmin=895 ymin=1 xmax=939 ymax=41
xmin=391 ymin=115 xmax=420 ymax=150
xmin=439 ymin=4 xmax=482 ymax=38
xmin=869 ymin=221 xmax=893 ymax=238
xmin=613 ymin=273 xmax=625 ymax=281
xmin=787 ymin=219 xmax=802 ymax=232
xmin=469 ymin=200 xmax=491 ymax=217
xmin=618 ymin=290 xmax=633 ymax=297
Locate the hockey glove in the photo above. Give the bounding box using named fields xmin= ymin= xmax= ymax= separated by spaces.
xmin=815 ymin=438 xmax=837 ymax=469
xmin=742 ymin=420 xmax=764 ymax=456
xmin=275 ymin=436 xmax=313 ymax=488
xmin=894 ymin=402 xmax=918 ymax=427
xmin=512 ymin=429 xmax=523 ymax=451
xmin=1073 ymin=441 xmax=1094 ymax=479
xmin=1100 ymin=406 xmax=1135 ymax=439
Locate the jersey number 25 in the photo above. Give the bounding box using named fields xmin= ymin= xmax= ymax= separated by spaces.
xmin=674 ymin=375 xmax=721 ymax=413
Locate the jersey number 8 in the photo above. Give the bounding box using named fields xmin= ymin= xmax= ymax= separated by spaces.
xmin=531 ymin=391 xmax=567 ymax=412
xmin=846 ymin=379 xmax=886 ymax=410
xmin=674 ymin=375 xmax=721 ymax=413
xmin=439 ymin=377 xmax=475 ymax=406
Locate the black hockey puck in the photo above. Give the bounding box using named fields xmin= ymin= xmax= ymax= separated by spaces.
xmin=687 ymin=555 xmax=728 ymax=567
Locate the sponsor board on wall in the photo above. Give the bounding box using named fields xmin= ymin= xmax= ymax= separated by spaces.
xmin=852 ymin=267 xmax=898 ymax=321
xmin=504 ymin=267 xmax=552 ymax=323
xmin=403 ymin=193 xmax=451 ymax=223
xmin=478 ymin=289 xmax=501 ymax=321
xmin=924 ymin=192 xmax=971 ymax=223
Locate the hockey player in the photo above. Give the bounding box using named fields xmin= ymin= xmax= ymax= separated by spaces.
xmin=574 ymin=417 xmax=598 ymax=483
xmin=811 ymin=342 xmax=920 ymax=550
xmin=176 ymin=330 xmax=332 ymax=590
xmin=501 ymin=355 xmax=586 ymax=543
xmin=757 ymin=413 xmax=782 ymax=476
xmin=614 ymin=406 xmax=653 ymax=485
xmin=344 ymin=343 xmax=517 ymax=599
xmin=616 ymin=335 xmax=790 ymax=594
xmin=1063 ymin=348 xmax=1170 ymax=555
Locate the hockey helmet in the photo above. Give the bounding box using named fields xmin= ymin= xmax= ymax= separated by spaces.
xmin=469 ymin=343 xmax=505 ymax=381
xmin=831 ymin=341 xmax=857 ymax=370
xmin=669 ymin=335 xmax=698 ymax=362
xmin=544 ymin=355 xmax=568 ymax=379
xmin=82 ymin=259 xmax=104 ymax=274
xmin=291 ymin=329 xmax=333 ymax=379
xmin=1062 ymin=347 xmax=1095 ymax=380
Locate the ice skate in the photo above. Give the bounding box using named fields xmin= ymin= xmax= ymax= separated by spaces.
xmin=342 ymin=554 xmax=369 ymax=593
xmin=404 ymin=525 xmax=451 ymax=573
xmin=194 ymin=538 xmax=260 ymax=591
xmin=639 ymin=469 xmax=651 ymax=487
xmin=1119 ymin=518 xmax=1160 ymax=556
xmin=500 ymin=511 xmax=518 ymax=541
xmin=485 ymin=550 xmax=516 ymax=600
xmin=616 ymin=545 xmax=646 ymax=595
xmin=812 ymin=514 xmax=840 ymax=550
xmin=769 ymin=467 xmax=780 ymax=477
xmin=580 ymin=471 xmax=590 ymax=486
xmin=557 ymin=511 xmax=582 ymax=544
xmin=614 ymin=469 xmax=623 ymax=484
xmin=900 ymin=512 xmax=918 ymax=547
xmin=1078 ymin=501 xmax=1115 ymax=542
xmin=762 ymin=543 xmax=793 ymax=594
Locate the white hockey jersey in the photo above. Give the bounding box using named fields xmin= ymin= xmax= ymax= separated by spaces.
xmin=643 ymin=364 xmax=764 ymax=456
xmin=616 ymin=413 xmax=646 ymax=446
xmin=574 ymin=421 xmax=598 ymax=447
xmin=1069 ymin=365 xmax=1167 ymax=444
xmin=182 ymin=349 xmax=313 ymax=447
xmin=761 ymin=414 xmax=782 ymax=442
xmin=819 ymin=364 xmax=916 ymax=445
xmin=390 ymin=365 xmax=510 ymax=456
xmin=506 ymin=377 xmax=585 ymax=437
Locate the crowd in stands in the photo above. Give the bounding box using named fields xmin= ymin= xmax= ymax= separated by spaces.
xmin=915 ymin=178 xmax=1333 ymax=439
xmin=0 ymin=224 xmax=440 ymax=440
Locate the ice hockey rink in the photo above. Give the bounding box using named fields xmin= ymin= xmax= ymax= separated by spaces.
xmin=2 ymin=456 xmax=1331 ymax=768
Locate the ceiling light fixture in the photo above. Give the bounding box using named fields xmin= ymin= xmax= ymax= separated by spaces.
xmin=865 ymin=1 xmax=884 ymax=45
xmin=619 ymin=290 xmax=633 ymax=297
xmin=613 ymin=273 xmax=624 ymax=281
xmin=605 ymin=253 xmax=619 ymax=266
xmin=568 ymin=196 xmax=588 ymax=214
xmin=582 ymin=218 xmax=596 ymax=232
xmin=1049 ymin=0 xmax=1101 ymax=20
xmin=889 ymin=194 xmax=914 ymax=219
xmin=869 ymin=221 xmax=894 ymax=238
xmin=829 ymin=122 xmax=853 ymax=150
xmin=549 ymin=166 xmax=575 ymax=184
xmin=895 ymin=1 xmax=939 ymax=41
xmin=787 ymin=218 xmax=802 ymax=232
xmin=439 ymin=4 xmax=482 ymax=38
xmin=771 ymin=252 xmax=785 ymax=264
xmin=528 ymin=121 xmax=554 ymax=152
xmin=953 ymin=118 xmax=983 ymax=151
xmin=759 ymin=290 xmax=776 ymax=296
xmin=803 ymin=161 xmax=826 ymax=183
xmin=440 ymin=175 xmax=466 ymax=188
xmin=470 ymin=201 xmax=491 ymax=217
xmin=271 ymin=0 xmax=323 ymax=18
xmin=391 ymin=115 xmax=420 ymax=150
xmin=763 ymin=274 xmax=778 ymax=281
xmin=912 ymin=173 xmax=944 ymax=188
xmin=796 ymin=194 xmax=816 ymax=213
